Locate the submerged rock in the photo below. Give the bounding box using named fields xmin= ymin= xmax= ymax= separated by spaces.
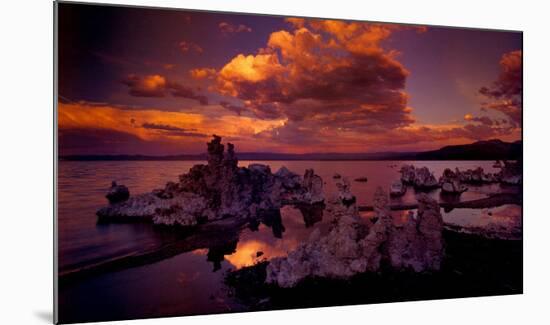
xmin=97 ymin=136 xmax=324 ymax=226
xmin=265 ymin=183 xmax=444 ymax=288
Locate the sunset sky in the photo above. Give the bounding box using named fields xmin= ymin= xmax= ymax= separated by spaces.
xmin=58 ymin=3 xmax=522 ymax=156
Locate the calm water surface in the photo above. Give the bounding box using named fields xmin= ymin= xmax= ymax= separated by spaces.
xmin=58 ymin=160 xmax=521 ymax=322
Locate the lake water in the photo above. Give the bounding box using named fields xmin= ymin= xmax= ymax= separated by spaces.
xmin=57 ymin=160 xmax=521 ymax=323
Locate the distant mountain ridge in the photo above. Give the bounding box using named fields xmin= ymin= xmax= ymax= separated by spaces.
xmin=413 ymin=139 xmax=522 ymax=160
xmin=60 ymin=139 xmax=522 ymax=161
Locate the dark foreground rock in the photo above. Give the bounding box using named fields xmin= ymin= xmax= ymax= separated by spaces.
xmin=105 ymin=181 xmax=129 ymax=204
xmin=264 ymin=181 xmax=444 ymax=288
xmin=225 ymin=229 xmax=522 ymax=310
xmin=96 ymin=136 xmax=324 ymax=226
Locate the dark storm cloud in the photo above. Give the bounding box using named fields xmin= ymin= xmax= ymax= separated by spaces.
xmin=122 ymin=74 xmax=209 ymax=105
xmin=219 ymin=101 xmax=246 ymax=115
xmin=141 ymin=122 xmax=207 ymax=138
xmin=479 ymin=50 xmax=522 ymax=125
xmin=141 ymin=122 xmax=197 ymax=132
xmin=464 ymin=114 xmax=494 ymax=126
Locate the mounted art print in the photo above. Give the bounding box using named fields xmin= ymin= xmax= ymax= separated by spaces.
xmin=55 ymin=1 xmax=523 ymax=323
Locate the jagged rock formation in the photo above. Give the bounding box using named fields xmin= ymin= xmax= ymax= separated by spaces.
xmin=400 ymin=165 xmax=439 ymax=190
xmin=498 ymin=160 xmax=522 ymax=185
xmin=97 ymin=136 xmax=324 ymax=226
xmin=439 ymin=168 xmax=468 ymax=195
xmin=106 ymin=181 xmax=130 ymax=204
xmin=400 ymin=165 xmax=416 ymax=184
xmin=455 ymin=167 xmax=499 ymax=184
xmin=265 ymin=182 xmax=444 ymax=288
xmin=452 ymin=161 xmax=521 ymax=185
xmin=389 ymin=180 xmax=406 ymax=197
xmin=335 ymin=178 xmax=356 ymax=207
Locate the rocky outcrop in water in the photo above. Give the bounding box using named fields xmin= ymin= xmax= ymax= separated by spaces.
xmin=265 ymin=182 xmax=444 ymax=288
xmin=106 ymin=181 xmax=130 ymax=204
xmin=439 ymin=169 xmax=468 ymax=195
xmin=97 ymin=136 xmax=324 ymax=226
xmin=455 ymin=167 xmax=499 ymax=184
xmin=400 ymin=165 xmax=439 ymax=190
xmin=389 ymin=180 xmax=406 ymax=197
xmin=498 ymin=160 xmax=522 ymax=185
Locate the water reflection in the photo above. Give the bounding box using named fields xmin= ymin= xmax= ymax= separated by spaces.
xmin=206 ymin=238 xmax=238 ymax=272
xmin=160 ymin=206 xmax=318 ymax=272
xmin=245 ymin=210 xmax=285 ymax=239
xmin=58 ymin=160 xmax=522 ymax=323
xmin=297 ymin=203 xmax=325 ymax=227
xmin=59 ymin=160 xmax=516 ymax=274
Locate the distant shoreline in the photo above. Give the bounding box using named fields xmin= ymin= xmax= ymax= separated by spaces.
xmin=59 ymin=157 xmax=513 ymax=162
xmin=58 ymin=139 xmax=522 ymax=161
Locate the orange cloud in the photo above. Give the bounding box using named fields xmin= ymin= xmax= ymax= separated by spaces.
xmin=122 ymin=73 xmax=209 ymax=104
xmin=122 ymin=74 xmax=166 ymax=97
xmin=189 ymin=67 xmax=217 ymax=80
xmin=58 ymin=101 xmax=286 ymax=145
xmin=216 ymin=19 xmax=413 ymax=129
xmin=218 ymin=53 xmax=286 ymax=99
xmin=285 ymin=17 xmax=305 ymax=28
xmin=57 ymin=100 xmax=519 ymax=155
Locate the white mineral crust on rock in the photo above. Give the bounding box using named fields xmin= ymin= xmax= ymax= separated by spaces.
xmin=265 ymin=183 xmax=444 ymax=288
xmin=97 ymin=136 xmax=324 ymax=226
xmin=400 ymin=165 xmax=438 ymax=189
